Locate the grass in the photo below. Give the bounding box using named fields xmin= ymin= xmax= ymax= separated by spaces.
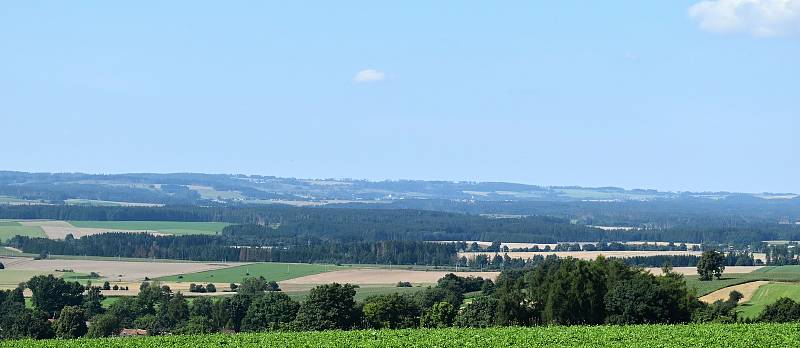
xmin=5 ymin=323 xmax=800 ymax=347
xmin=157 ymin=262 xmax=344 ymax=283
xmin=0 ymin=196 xmax=41 ymax=204
xmin=63 ymin=199 xmax=163 ymax=207
xmin=0 ymin=225 xmax=46 ymax=242
xmin=68 ymin=221 xmax=230 ymax=236
xmin=685 ymin=266 xmax=800 ymax=296
xmin=737 ymin=282 xmax=800 ymax=319
xmin=0 ymin=270 xmax=90 ymax=289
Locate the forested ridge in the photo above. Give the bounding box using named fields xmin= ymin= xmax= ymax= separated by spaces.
xmin=2 ymin=205 xmax=799 ymax=244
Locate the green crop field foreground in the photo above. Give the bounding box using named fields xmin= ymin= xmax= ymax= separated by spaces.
xmin=4 ymin=324 xmax=800 ymax=348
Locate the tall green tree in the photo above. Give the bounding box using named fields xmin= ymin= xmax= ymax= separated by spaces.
xmin=293 ymin=283 xmax=359 ymax=331
xmin=163 ymin=292 xmax=190 ymax=327
xmin=86 ymin=313 xmax=121 ymax=338
xmin=55 ymin=306 xmax=88 ymax=339
xmin=190 ymin=296 xmax=215 ymax=319
xmin=26 ymin=275 xmax=84 ymax=316
xmin=0 ymin=302 xmax=54 ymax=339
xmin=362 ymin=293 xmax=419 ymax=329
xmin=241 ymin=292 xmax=300 ymax=332
xmin=420 ymin=301 xmax=456 ymax=328
xmin=455 ymin=296 xmax=499 ymax=328
xmin=214 ymin=294 xmax=251 ymax=331
xmin=697 ymin=250 xmax=726 ymax=281
xmin=82 ymin=286 xmax=105 ymax=318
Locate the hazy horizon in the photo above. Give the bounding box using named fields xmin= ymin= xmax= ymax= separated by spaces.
xmin=3 ymin=168 xmax=797 ymax=195
xmin=2 ymin=1 xmax=797 ymax=193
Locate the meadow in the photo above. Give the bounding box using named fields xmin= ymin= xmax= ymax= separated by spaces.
xmin=0 ymin=269 xmax=90 ymax=288
xmin=68 ymin=221 xmax=230 ymax=236
xmin=157 ymin=262 xmax=345 ymax=283
xmin=0 ymin=221 xmax=46 ymax=241
xmin=4 ymin=324 xmax=800 ymax=347
xmin=738 ymin=282 xmax=800 ymax=319
xmin=685 ymin=266 xmax=800 ymax=296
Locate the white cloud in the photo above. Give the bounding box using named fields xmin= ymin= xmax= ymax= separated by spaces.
xmin=689 ymin=0 xmax=800 ymax=37
xmin=353 ymin=69 xmax=385 ymax=83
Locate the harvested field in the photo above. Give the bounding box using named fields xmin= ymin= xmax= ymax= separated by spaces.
xmin=17 ymin=220 xmax=162 ymax=239
xmin=281 ymin=269 xmax=499 ymax=285
xmin=459 ymin=250 xmax=704 ymax=260
xmin=699 ymin=281 xmax=769 ymax=303
xmin=10 ymin=220 xmax=227 ymax=239
xmin=3 ymin=257 xmax=243 ymax=281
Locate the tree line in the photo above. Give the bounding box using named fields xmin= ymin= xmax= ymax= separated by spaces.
xmin=6 ymin=257 xmax=798 ymax=341
xmin=8 ymin=234 xmax=462 ymax=266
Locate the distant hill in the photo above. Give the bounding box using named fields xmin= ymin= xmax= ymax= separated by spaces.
xmin=0 ymin=171 xmax=797 ymax=209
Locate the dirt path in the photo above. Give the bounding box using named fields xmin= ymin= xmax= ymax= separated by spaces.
xmin=699 ymin=281 xmax=769 ymax=303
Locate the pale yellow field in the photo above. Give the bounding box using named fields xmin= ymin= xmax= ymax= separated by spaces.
xmin=3 ymin=257 xmax=243 ymax=282
xmin=699 ymin=281 xmax=769 ymax=303
xmin=18 ymin=220 xmax=165 ymax=239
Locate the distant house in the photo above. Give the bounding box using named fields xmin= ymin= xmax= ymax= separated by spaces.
xmin=119 ymin=328 xmax=148 ymax=336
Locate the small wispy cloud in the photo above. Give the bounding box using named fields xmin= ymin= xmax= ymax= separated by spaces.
xmin=688 ymin=0 xmax=800 ymax=37
xmin=353 ymin=69 xmax=385 ymax=83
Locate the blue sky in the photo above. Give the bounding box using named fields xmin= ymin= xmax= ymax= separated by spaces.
xmin=1 ymin=1 xmax=798 ymax=193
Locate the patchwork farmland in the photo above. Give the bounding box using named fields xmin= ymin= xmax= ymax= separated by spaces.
xmin=0 ymin=220 xmax=229 ymax=240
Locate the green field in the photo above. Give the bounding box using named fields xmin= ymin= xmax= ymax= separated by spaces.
xmin=0 ymin=270 xmax=90 ymax=289
xmin=157 ymin=262 xmax=344 ymax=283
xmin=686 ymin=266 xmax=800 ymax=296
xmin=0 ymin=224 xmax=46 ymax=242
xmin=68 ymin=221 xmax=231 ymax=236
xmin=4 ymin=323 xmax=800 ymax=347
xmin=0 ymin=196 xmax=42 ymax=204
xmin=63 ymin=199 xmax=163 ymax=207
xmin=737 ymin=282 xmax=800 ymax=318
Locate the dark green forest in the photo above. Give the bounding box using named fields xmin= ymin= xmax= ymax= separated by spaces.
xmin=2 ymin=205 xmax=799 ymax=244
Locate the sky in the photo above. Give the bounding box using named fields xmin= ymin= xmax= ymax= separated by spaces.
xmin=1 ymin=1 xmax=798 ymax=193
